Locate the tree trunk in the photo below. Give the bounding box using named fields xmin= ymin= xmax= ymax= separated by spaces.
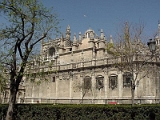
xmin=131 ymin=84 xmax=135 ymax=107
xmin=131 ymin=72 xmax=135 ymax=107
xmin=6 ymin=85 xmax=18 ymax=120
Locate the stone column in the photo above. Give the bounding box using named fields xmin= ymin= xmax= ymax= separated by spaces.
xmin=55 ymin=76 xmax=58 ymax=100
xmin=118 ymin=74 xmax=123 ymax=99
xmin=31 ymin=84 xmax=34 ymax=103
xmin=69 ymin=75 xmax=73 ymax=103
xmin=91 ymin=73 xmax=96 ymax=103
xmin=80 ymin=74 xmax=84 ymax=103
xmin=104 ymin=71 xmax=108 ymax=103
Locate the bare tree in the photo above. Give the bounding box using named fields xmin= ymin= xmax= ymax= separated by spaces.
xmin=107 ymin=22 xmax=154 ymax=106
xmin=74 ymin=76 xmax=92 ymax=104
xmin=0 ymin=0 xmax=59 ymax=119
xmin=74 ymin=75 xmax=104 ymax=104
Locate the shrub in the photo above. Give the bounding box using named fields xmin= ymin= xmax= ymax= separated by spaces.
xmin=0 ymin=104 xmax=160 ymax=120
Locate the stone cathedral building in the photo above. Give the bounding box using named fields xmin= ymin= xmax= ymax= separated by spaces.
xmin=1 ymin=25 xmax=160 ymax=104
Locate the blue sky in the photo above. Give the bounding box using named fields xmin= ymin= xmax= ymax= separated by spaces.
xmin=41 ymin=0 xmax=160 ymax=42
xmin=0 ymin=0 xmax=159 ymax=42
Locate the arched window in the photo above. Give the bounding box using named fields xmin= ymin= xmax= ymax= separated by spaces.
xmin=84 ymin=76 xmax=92 ymax=89
xmin=123 ymin=72 xmax=132 ymax=88
xmin=96 ymin=75 xmax=104 ymax=90
xmin=49 ymin=47 xmax=55 ymax=56
xmin=109 ymin=74 xmax=118 ymax=90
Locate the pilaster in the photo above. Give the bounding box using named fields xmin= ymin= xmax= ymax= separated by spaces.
xmin=118 ymin=73 xmax=123 ymax=98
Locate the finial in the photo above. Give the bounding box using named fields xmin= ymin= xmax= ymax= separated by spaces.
xmin=67 ymin=25 xmax=70 ymax=30
xmin=73 ymin=33 xmax=77 ymax=43
xmin=109 ymin=35 xmax=113 ymax=43
xmin=66 ymin=25 xmax=71 ymax=40
xmin=90 ymin=31 xmax=94 ymax=40
xmin=100 ymin=29 xmax=104 ymax=40
xmin=79 ymin=32 xmax=82 ymax=39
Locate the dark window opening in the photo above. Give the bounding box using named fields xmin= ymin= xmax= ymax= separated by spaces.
xmin=52 ymin=76 xmax=55 ymax=82
xmin=84 ymin=76 xmax=92 ymax=89
xmin=49 ymin=47 xmax=55 ymax=56
xmin=109 ymin=75 xmax=118 ymax=90
xmin=96 ymin=75 xmax=104 ymax=90
xmin=123 ymin=72 xmax=132 ymax=88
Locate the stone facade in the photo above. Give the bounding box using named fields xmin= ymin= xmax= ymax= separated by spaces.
xmin=1 ymin=25 xmax=160 ymax=104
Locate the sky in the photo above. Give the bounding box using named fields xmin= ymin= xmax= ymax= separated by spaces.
xmin=0 ymin=0 xmax=159 ymax=43
xmin=41 ymin=0 xmax=160 ymax=42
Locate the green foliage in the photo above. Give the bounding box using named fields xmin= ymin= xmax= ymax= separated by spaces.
xmin=0 ymin=0 xmax=59 ymax=85
xmin=107 ymin=42 xmax=114 ymax=50
xmin=0 ymin=0 xmax=59 ymax=119
xmin=106 ymin=42 xmax=115 ymax=55
xmin=0 ymin=104 xmax=160 ymax=120
xmin=0 ymin=0 xmax=59 ymax=75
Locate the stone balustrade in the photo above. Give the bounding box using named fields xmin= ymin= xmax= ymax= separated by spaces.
xmin=28 ymin=55 xmax=159 ymax=73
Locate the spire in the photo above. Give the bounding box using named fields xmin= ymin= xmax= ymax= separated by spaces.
xmin=79 ymin=32 xmax=82 ymax=43
xmin=98 ymin=29 xmax=105 ymax=48
xmin=65 ymin=25 xmax=71 ymax=47
xmin=100 ymin=29 xmax=104 ymax=40
xmin=66 ymin=25 xmax=71 ymax=40
xmin=73 ymin=33 xmax=77 ymax=44
xmin=109 ymin=35 xmax=113 ymax=44
xmin=67 ymin=25 xmax=70 ymax=30
xmin=72 ymin=33 xmax=78 ymax=51
xmin=90 ymin=31 xmax=94 ymax=40
xmin=60 ymin=33 xmax=64 ymax=47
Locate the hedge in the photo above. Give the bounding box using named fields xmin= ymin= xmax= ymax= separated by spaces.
xmin=0 ymin=104 xmax=160 ymax=120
